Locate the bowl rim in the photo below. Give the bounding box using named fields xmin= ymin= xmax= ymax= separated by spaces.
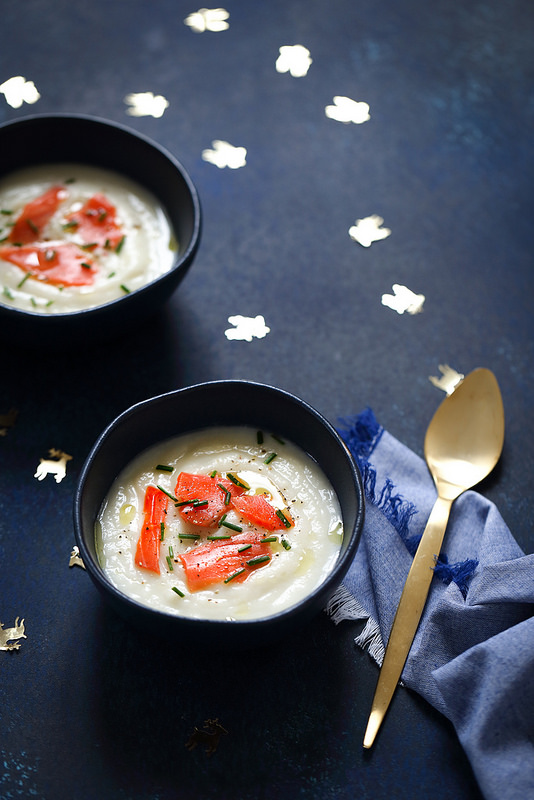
xmin=74 ymin=379 xmax=365 ymax=632
xmin=0 ymin=111 xmax=201 ymax=321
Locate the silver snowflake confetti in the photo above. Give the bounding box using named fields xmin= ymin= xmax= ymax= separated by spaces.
xmin=69 ymin=546 xmax=86 ymax=570
xmin=325 ymin=96 xmax=370 ymax=125
xmin=34 ymin=448 xmax=73 ymax=484
xmin=349 ymin=215 xmax=391 ymax=247
xmin=184 ymin=8 xmax=229 ymax=32
xmin=0 ymin=76 xmax=40 ymax=108
xmin=275 ymin=45 xmax=312 ymax=77
xmin=381 ymin=284 xmax=425 ymax=315
xmin=202 ymin=140 xmax=247 ymax=169
xmin=0 ymin=618 xmax=26 ymax=651
xmin=225 ymin=315 xmax=270 ymax=341
xmin=429 ymin=365 xmax=465 ymax=395
xmin=124 ymin=91 xmax=169 ymax=118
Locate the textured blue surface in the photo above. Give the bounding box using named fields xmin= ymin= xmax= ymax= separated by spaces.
xmin=1 ymin=1 xmax=533 ymax=798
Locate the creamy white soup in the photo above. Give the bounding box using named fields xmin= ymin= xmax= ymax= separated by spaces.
xmin=96 ymin=427 xmax=344 ymax=621
xmin=0 ymin=164 xmax=175 ymax=313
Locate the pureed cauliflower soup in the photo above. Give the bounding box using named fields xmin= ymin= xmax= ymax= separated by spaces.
xmin=0 ymin=164 xmax=175 ymax=313
xmin=97 ymin=427 xmax=344 ymax=621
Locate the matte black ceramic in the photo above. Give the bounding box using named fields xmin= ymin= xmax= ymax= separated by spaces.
xmin=74 ymin=380 xmax=365 ymax=649
xmin=0 ymin=113 xmax=201 ymax=347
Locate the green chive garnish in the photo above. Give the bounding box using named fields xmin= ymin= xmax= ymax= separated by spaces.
xmin=238 ymin=543 xmax=252 ymax=552
xmin=217 ymin=483 xmax=231 ymax=504
xmin=246 ymin=555 xmax=271 ymax=567
xmin=115 ymin=235 xmax=126 ymax=253
xmin=3 ymin=287 xmax=14 ymax=299
xmin=226 ymin=473 xmax=250 ymax=490
xmin=0 ymin=209 xmax=12 ymax=215
xmin=221 ymin=520 xmax=243 ymax=532
xmin=156 ymin=484 xmax=179 ymax=502
xmin=27 ymin=219 xmax=38 ymax=234
xmin=156 ymin=464 xmax=174 ymax=473
xmin=224 ymin=568 xmax=246 ymax=583
xmin=210 ymin=470 xmax=217 ymax=478
xmin=218 ymin=513 xmax=227 ymax=527
xmin=282 ymin=538 xmax=292 ymax=550
xmin=192 ymin=499 xmax=208 ymax=508
xmin=30 ymin=297 xmax=37 ymax=307
xmin=172 ymin=586 xmax=185 ymax=597
xmin=107 ymin=271 xmax=116 ymax=278
xmin=81 ymin=262 xmax=92 ymax=270
xmin=120 ymin=284 xmax=131 ymax=294
xmin=81 ymin=242 xmax=97 ymax=250
xmin=160 ymin=522 xmax=165 ymax=541
xmin=62 ymin=220 xmax=78 ymax=231
xmin=207 ymin=533 xmax=231 ymax=540
xmin=260 ymin=536 xmax=277 ymax=543
xmin=257 ymin=430 xmax=264 ymax=444
xmin=166 ymin=555 xmax=174 ymax=571
xmin=178 ymin=533 xmax=201 ymax=540
xmin=17 ymin=272 xmax=31 ymax=288
xmin=264 ymin=452 xmax=277 ymax=464
xmin=168 ymin=545 xmax=174 ymax=558
xmin=276 ymin=509 xmax=291 ymax=528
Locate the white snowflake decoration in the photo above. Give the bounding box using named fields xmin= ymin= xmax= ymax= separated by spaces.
xmin=349 ymin=215 xmax=391 ymax=247
xmin=275 ymin=45 xmax=312 ymax=78
xmin=225 ymin=315 xmax=270 ymax=342
xmin=0 ymin=76 xmax=40 ymax=108
xmin=381 ymin=284 xmax=425 ymax=315
xmin=124 ymin=91 xmax=169 ymax=118
xmin=325 ymin=96 xmax=370 ymax=125
xmin=202 ymin=140 xmax=247 ymax=169
xmin=184 ymin=8 xmax=229 ymax=32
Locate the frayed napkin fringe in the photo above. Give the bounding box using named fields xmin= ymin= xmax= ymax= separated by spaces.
xmin=327 ymin=584 xmax=386 ymax=665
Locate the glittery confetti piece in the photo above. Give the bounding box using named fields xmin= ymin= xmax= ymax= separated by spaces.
xmin=0 ymin=617 xmax=26 ymax=651
xmin=34 ymin=448 xmax=73 ymax=484
xmin=0 ymin=76 xmax=40 ymax=108
xmin=381 ymin=284 xmax=425 ymax=315
xmin=325 ymin=96 xmax=370 ymax=125
xmin=225 ymin=315 xmax=270 ymax=341
xmin=184 ymin=8 xmax=229 ymax=32
xmin=275 ymin=45 xmax=312 ymax=77
xmin=202 ymin=140 xmax=247 ymax=169
xmin=429 ymin=364 xmax=465 ymax=395
xmin=185 ymin=719 xmax=228 ymax=756
xmin=124 ymin=91 xmax=169 ymax=118
xmin=69 ymin=546 xmax=86 ymax=570
xmin=0 ymin=407 xmax=18 ymax=437
xmin=349 ymin=215 xmax=391 ymax=247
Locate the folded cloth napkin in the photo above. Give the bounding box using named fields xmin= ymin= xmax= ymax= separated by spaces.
xmin=327 ymin=409 xmax=534 ymax=800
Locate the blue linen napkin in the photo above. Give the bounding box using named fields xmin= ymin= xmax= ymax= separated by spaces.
xmin=327 ymin=409 xmax=534 ymax=800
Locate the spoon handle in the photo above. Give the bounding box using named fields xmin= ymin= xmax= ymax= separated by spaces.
xmin=363 ymin=494 xmax=453 ymax=749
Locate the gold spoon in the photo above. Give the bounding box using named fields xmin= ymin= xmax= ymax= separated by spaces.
xmin=363 ymin=367 xmax=505 ymax=748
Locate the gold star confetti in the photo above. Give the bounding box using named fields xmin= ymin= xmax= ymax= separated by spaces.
xmin=184 ymin=8 xmax=229 ymax=32
xmin=225 ymin=315 xmax=270 ymax=341
xmin=202 ymin=140 xmax=247 ymax=169
xmin=275 ymin=45 xmax=312 ymax=77
xmin=0 ymin=618 xmax=26 ymax=651
xmin=69 ymin=546 xmax=86 ymax=570
xmin=349 ymin=215 xmax=391 ymax=247
xmin=429 ymin=364 xmax=465 ymax=395
xmin=124 ymin=91 xmax=169 ymax=118
xmin=34 ymin=448 xmax=73 ymax=484
xmin=381 ymin=284 xmax=425 ymax=315
xmin=325 ymin=96 xmax=370 ymax=125
xmin=0 ymin=76 xmax=40 ymax=108
xmin=0 ymin=407 xmax=18 ymax=437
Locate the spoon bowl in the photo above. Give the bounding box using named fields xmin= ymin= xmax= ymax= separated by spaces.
xmin=364 ymin=368 xmax=505 ymax=747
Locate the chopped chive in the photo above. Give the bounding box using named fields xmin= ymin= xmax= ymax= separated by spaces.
xmin=17 ymin=272 xmax=31 ymax=288
xmin=30 ymin=297 xmax=37 ymax=307
xmin=65 ymin=177 xmax=76 ymax=184
xmin=166 ymin=555 xmax=174 ymax=571
xmin=107 ymin=271 xmax=116 ymax=279
xmin=218 ymin=513 xmax=227 ymax=527
xmin=207 ymin=533 xmax=231 ymax=540
xmin=3 ymin=287 xmax=14 ymax=299
xmin=62 ymin=220 xmax=78 ymax=231
xmin=210 ymin=470 xmax=217 ymax=478
xmin=46 ymin=300 xmax=54 ymax=307
xmin=120 ymin=284 xmax=131 ymax=294
xmin=160 ymin=522 xmax=165 ymax=541
xmin=27 ymin=219 xmax=39 ymax=234
xmin=178 ymin=533 xmax=201 ymax=540
xmin=264 ymin=452 xmax=277 ymax=464
xmin=246 ymin=555 xmax=271 ymax=567
xmin=104 ymin=239 xmax=111 ymax=249
xmin=115 ymin=235 xmax=126 ymax=253
xmin=226 ymin=473 xmax=250 ymax=490
xmin=81 ymin=262 xmax=92 ymax=270
xmin=172 ymin=586 xmax=185 ymax=597
xmin=224 ymin=568 xmax=246 ymax=583
xmin=260 ymin=536 xmax=277 ymax=543
xmin=217 ymin=483 xmax=231 ymax=504
xmin=175 ymin=499 xmax=193 ymax=507
xmin=271 ymin=434 xmax=285 ymax=444
xmin=168 ymin=545 xmax=174 ymax=558
xmin=192 ymin=499 xmax=208 ymax=508
xmin=81 ymin=242 xmax=97 ymax=250
xmin=156 ymin=484 xmax=179 ymax=502
xmin=282 ymin=538 xmax=292 ymax=550
xmin=0 ymin=209 xmax=12 ymax=215
xmin=221 ymin=520 xmax=243 ymax=532
xmin=257 ymin=430 xmax=264 ymax=444
xmin=276 ymin=509 xmax=291 ymax=528
xmin=156 ymin=464 xmax=174 ymax=473
xmin=238 ymin=543 xmax=253 ymax=552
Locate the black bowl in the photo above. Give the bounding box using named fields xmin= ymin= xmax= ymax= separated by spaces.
xmin=74 ymin=380 xmax=365 ymax=649
xmin=0 ymin=113 xmax=201 ymax=347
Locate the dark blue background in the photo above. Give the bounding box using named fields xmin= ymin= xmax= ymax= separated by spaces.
xmin=1 ymin=1 xmax=533 ymax=797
